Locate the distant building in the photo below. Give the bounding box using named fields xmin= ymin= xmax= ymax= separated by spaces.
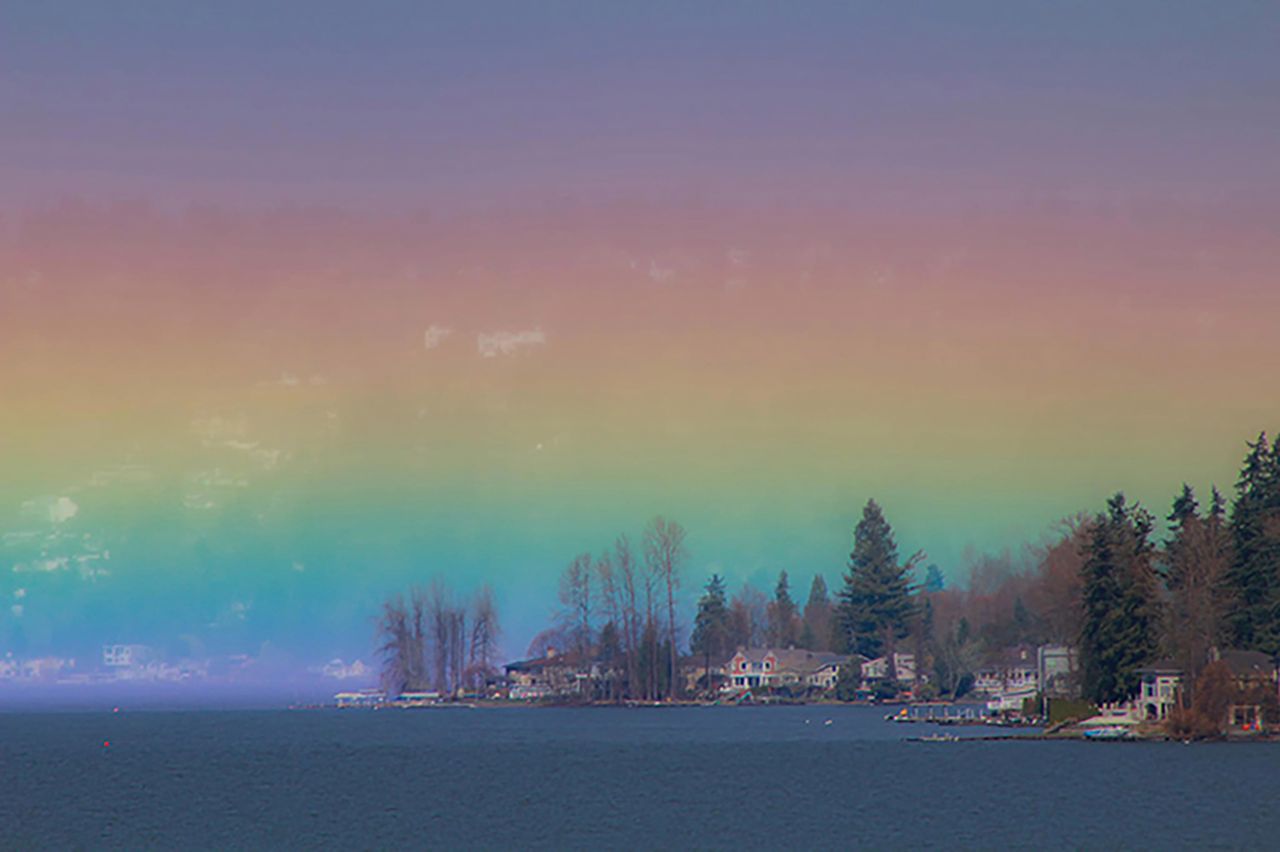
xmin=335 ymin=689 xmax=386 ymax=708
xmin=1135 ymin=661 xmax=1183 ymax=721
xmin=974 ymin=646 xmax=1039 ymax=697
xmin=1037 ymin=644 xmax=1078 ymax=697
xmin=1214 ymin=649 xmax=1279 ymax=733
xmin=680 ymin=655 xmax=727 ymax=694
xmin=1215 ymin=649 xmax=1279 ymax=690
xmin=504 ymin=648 xmax=592 ymax=700
xmin=725 ymin=648 xmax=853 ymax=691
xmin=861 ymin=652 xmax=916 ymax=685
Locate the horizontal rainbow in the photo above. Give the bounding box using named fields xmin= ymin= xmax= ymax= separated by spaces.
xmin=2 ymin=204 xmax=1277 ymax=661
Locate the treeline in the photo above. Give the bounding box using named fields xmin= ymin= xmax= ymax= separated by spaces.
xmin=690 ymin=430 xmax=1280 ymax=710
xmin=376 ymin=579 xmax=501 ymax=696
xmin=531 ymin=516 xmax=688 ymax=701
xmin=1075 ymin=432 xmax=1280 ymax=709
xmin=377 ymin=430 xmax=1280 ymax=715
xmin=920 ymin=430 xmax=1280 ymax=715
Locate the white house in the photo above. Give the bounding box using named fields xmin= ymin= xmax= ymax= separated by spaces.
xmin=726 ymin=648 xmax=850 ymax=691
xmin=974 ymin=646 xmax=1039 ymax=696
xmin=1083 ymin=662 xmax=1184 ymax=727
xmin=861 ymin=652 xmax=916 ymax=684
xmin=1135 ymin=662 xmax=1182 ymax=721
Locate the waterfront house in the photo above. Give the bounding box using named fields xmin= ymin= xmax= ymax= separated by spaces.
xmin=1216 ymin=649 xmax=1278 ymax=690
xmin=1135 ymin=661 xmax=1183 ymax=721
xmin=1037 ymin=644 xmax=1079 ymax=697
xmin=1215 ymin=649 xmax=1279 ymax=733
xmin=860 ymin=652 xmax=916 ymax=685
xmin=1078 ymin=661 xmax=1183 ymax=727
xmin=725 ymin=647 xmax=850 ymax=692
xmin=335 ymin=688 xmax=385 ymax=708
xmin=974 ymin=646 xmax=1038 ymax=696
xmin=681 ymin=655 xmax=727 ymax=694
xmin=504 ymin=648 xmax=591 ymax=700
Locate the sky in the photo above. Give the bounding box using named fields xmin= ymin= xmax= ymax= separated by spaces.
xmin=1 ymin=1 xmax=1279 ymax=673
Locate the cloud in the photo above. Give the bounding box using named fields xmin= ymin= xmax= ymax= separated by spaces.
xmin=13 ymin=557 xmax=70 ymax=573
xmin=192 ymin=416 xmax=249 ymax=446
xmin=477 ymin=329 xmax=547 ymax=358
xmin=424 ymin=324 xmax=453 ymax=350
xmin=648 ymin=259 xmax=675 ymax=282
xmin=319 ymin=658 xmax=370 ymax=680
xmin=20 ymin=496 xmax=79 ymax=525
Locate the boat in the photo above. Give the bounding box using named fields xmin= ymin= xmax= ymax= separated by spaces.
xmin=1082 ymin=725 xmax=1134 ymax=740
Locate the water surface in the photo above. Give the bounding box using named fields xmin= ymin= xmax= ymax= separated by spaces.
xmin=2 ymin=706 xmax=1275 ymax=849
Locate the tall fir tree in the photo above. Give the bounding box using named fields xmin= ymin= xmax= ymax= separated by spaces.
xmin=838 ymin=499 xmax=917 ymax=659
xmin=1080 ymin=493 xmax=1161 ymax=704
xmin=801 ymin=574 xmax=833 ymax=651
xmin=767 ymin=570 xmax=799 ymax=647
xmin=1223 ymin=432 xmax=1280 ymax=654
xmin=690 ymin=574 xmax=732 ymax=692
xmin=1161 ymin=484 xmax=1230 ymax=682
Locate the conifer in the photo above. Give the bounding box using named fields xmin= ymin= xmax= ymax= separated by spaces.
xmin=838 ymin=499 xmax=918 ymax=658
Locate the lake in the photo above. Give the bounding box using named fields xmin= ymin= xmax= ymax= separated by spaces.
xmin=2 ymin=705 xmax=1277 ymax=849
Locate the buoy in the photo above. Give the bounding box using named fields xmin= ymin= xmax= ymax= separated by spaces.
xmin=103 ymin=741 xmax=110 ymax=748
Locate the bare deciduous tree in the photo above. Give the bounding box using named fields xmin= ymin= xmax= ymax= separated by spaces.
xmin=614 ymin=535 xmax=642 ymax=698
xmin=558 ymin=552 xmax=594 ymax=660
xmin=644 ymin=516 xmax=687 ymax=700
xmin=376 ymin=594 xmax=413 ymax=695
xmin=468 ymin=583 xmax=502 ymax=691
xmin=730 ymin=583 xmax=768 ymax=649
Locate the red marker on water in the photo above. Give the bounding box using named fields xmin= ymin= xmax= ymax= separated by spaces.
xmin=103 ymin=741 xmax=110 ymax=748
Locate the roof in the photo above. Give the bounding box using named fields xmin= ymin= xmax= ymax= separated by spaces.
xmin=1136 ymin=659 xmax=1183 ymax=674
xmin=728 ymin=647 xmax=851 ymax=674
xmin=977 ymin=645 xmax=1037 ymax=673
xmin=1219 ymin=649 xmax=1276 ymax=679
xmin=504 ymin=652 xmax=587 ymax=673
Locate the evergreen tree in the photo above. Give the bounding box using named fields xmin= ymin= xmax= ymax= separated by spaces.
xmin=1161 ymin=484 xmax=1230 ymax=683
xmin=1223 ymin=432 xmax=1280 ymax=654
xmin=1012 ymin=596 xmax=1033 ymax=644
xmin=834 ymin=662 xmax=861 ymax=702
xmin=766 ymin=570 xmax=799 ymax=647
xmin=923 ymin=564 xmax=945 ymax=593
xmin=595 ymin=621 xmax=623 ymax=700
xmin=1170 ymin=482 xmax=1199 ymax=527
xmin=690 ymin=574 xmax=732 ymax=694
xmin=1209 ymin=485 xmax=1227 ymax=522
xmin=801 ymin=574 xmax=833 ymax=651
xmin=1080 ymin=493 xmax=1161 ymax=704
xmin=838 ymin=499 xmax=918 ymax=659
